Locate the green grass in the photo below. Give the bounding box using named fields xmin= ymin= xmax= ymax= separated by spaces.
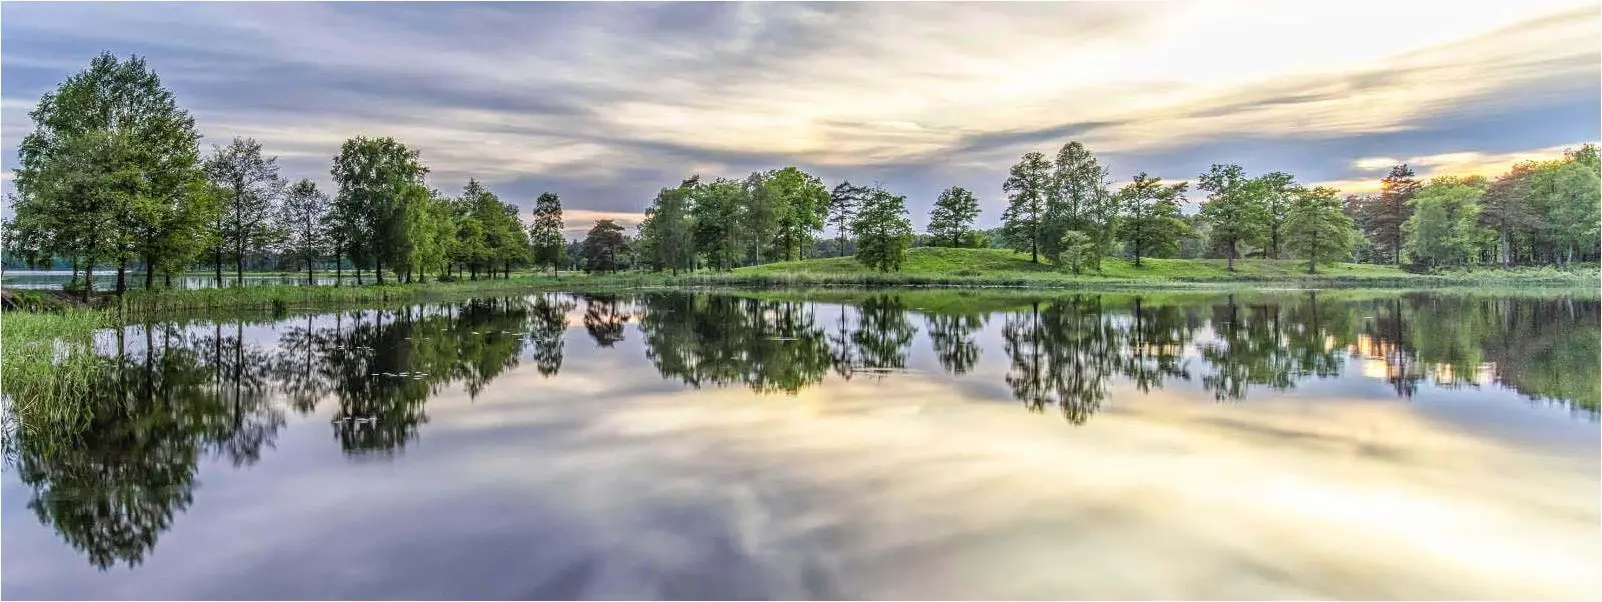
xmin=700 ymin=247 xmax=1599 ymax=288
xmin=2 ymin=309 xmax=113 ymax=440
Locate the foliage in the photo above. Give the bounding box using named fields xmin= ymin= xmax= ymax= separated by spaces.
xmin=582 ymin=219 xmax=628 ymax=273
xmin=11 ymin=52 xmax=204 ymax=296
xmin=529 ymin=192 xmax=566 ymax=274
xmin=1117 ymin=172 xmax=1190 ymax=267
xmin=205 ymin=137 xmax=284 ymax=286
xmin=852 ymin=186 xmax=914 ymax=272
xmin=826 ymin=181 xmax=869 ymax=257
xmin=1197 ymin=163 xmax=1267 ymax=271
xmin=329 ymin=136 xmax=429 ymax=284
xmin=1285 ymin=186 xmax=1358 ymax=273
xmin=1051 ymin=230 xmax=1098 ymax=275
xmin=279 ymin=179 xmax=329 ymax=284
xmin=926 ymin=186 xmax=981 ymax=247
xmin=1001 ymin=151 xmax=1053 ymax=263
xmin=1403 ymin=180 xmax=1486 ymax=269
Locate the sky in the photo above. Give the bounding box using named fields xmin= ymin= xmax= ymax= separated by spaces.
xmin=3 ymin=1 xmax=1598 ymax=235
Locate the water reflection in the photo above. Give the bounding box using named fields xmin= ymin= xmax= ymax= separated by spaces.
xmin=4 ymin=290 xmax=1598 ymax=580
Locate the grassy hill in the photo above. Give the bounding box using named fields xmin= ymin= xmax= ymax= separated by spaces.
xmin=708 ymin=247 xmax=1597 ymax=288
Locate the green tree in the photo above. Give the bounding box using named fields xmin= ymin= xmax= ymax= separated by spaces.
xmin=690 ymin=177 xmax=749 ymax=270
xmin=205 ymin=137 xmax=284 ymax=287
xmin=397 ymin=185 xmax=454 ymax=282
xmin=1545 ymin=146 xmax=1601 ymax=264
xmin=529 ymin=192 xmax=566 ymax=276
xmin=1117 ymin=173 xmax=1189 ymax=267
xmin=767 ymin=166 xmax=830 ymax=261
xmin=582 ymin=219 xmax=627 ymax=273
xmin=852 ymin=186 xmax=914 ymax=272
xmin=1256 ymin=171 xmax=1298 ymax=259
xmin=1001 ymin=151 xmax=1052 ymax=263
xmin=638 ymin=177 xmax=697 ymax=274
xmin=329 ymin=136 xmax=429 ymax=285
xmin=1284 ymin=186 xmax=1357 ymax=273
xmin=1476 ymin=165 xmax=1537 ymax=267
xmin=13 ymin=52 xmax=203 ymax=296
xmin=1197 ymin=163 xmax=1267 ymax=271
xmin=280 ymin=179 xmax=329 ymax=285
xmin=1052 ymin=230 xmax=1098 ymax=275
xmin=826 ymin=181 xmax=869 ymax=257
xmin=926 ymin=186 xmax=981 ymax=247
xmin=1047 ymin=141 xmax=1117 ymax=270
xmin=1404 ymin=179 xmax=1485 ymax=269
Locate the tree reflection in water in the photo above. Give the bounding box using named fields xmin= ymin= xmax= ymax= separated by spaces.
xmin=8 ymin=291 xmax=1597 ymax=571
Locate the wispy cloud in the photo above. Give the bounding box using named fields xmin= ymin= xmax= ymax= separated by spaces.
xmin=2 ymin=1 xmax=1596 ymax=227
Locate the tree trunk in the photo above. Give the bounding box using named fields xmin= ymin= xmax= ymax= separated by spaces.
xmin=165 ymin=272 xmax=172 ymax=289
xmin=144 ymin=252 xmax=156 ymax=289
xmin=376 ymin=257 xmax=385 ymax=285
xmin=215 ymin=247 xmax=224 ymax=288
xmin=1307 ymin=231 xmax=1318 ymax=274
xmin=307 ymin=255 xmax=315 ymax=286
xmin=1227 ymin=241 xmax=1237 ymax=272
xmin=84 ymin=261 xmax=95 ymax=302
xmin=116 ymin=257 xmax=127 ymax=295
xmin=236 ymin=240 xmax=245 ymax=287
xmin=356 ymin=265 xmax=363 ymax=286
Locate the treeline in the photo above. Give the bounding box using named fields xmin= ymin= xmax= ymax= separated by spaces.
xmin=7 ymin=53 xmax=1598 ymax=290
xmin=4 ymin=53 xmax=566 ymax=299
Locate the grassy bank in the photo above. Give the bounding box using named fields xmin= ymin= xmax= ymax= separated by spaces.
xmin=698 ymin=247 xmax=1600 ymax=288
xmin=2 ymin=308 xmax=112 ymax=439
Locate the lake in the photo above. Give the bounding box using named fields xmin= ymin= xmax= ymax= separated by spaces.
xmin=3 ymin=290 xmax=1598 ymax=600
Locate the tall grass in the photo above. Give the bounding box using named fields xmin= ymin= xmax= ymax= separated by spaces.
xmin=2 ymin=309 xmax=112 ymax=440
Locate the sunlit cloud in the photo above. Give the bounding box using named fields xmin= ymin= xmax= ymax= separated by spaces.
xmin=1 ymin=1 xmax=1596 ymax=224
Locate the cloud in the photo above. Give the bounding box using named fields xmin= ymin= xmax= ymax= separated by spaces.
xmin=2 ymin=1 xmax=1597 ymax=227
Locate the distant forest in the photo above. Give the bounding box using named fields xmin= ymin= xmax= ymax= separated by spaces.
xmin=6 ymin=53 xmax=1598 ymax=294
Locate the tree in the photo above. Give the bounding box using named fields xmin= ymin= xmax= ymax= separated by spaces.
xmin=1197 ymin=163 xmax=1267 ymax=271
xmin=397 ymin=185 xmax=454 ymax=282
xmin=638 ymin=178 xmax=696 ymax=274
xmin=329 ymin=136 xmax=429 ymax=285
xmin=1052 ymin=230 xmax=1098 ymax=275
xmin=926 ymin=186 xmax=981 ymax=247
xmin=1544 ymin=147 xmax=1601 ymax=264
xmin=529 ymin=192 xmax=566 ymax=276
xmin=205 ymin=137 xmax=284 ymax=287
xmin=13 ymin=52 xmax=204 ymax=296
xmin=1404 ymin=179 xmax=1485 ymax=269
xmin=852 ymin=186 xmax=914 ymax=272
xmin=690 ymin=178 xmax=749 ymax=270
xmin=1047 ymin=141 xmax=1115 ymax=270
xmin=1001 ymin=151 xmax=1052 ymax=263
xmin=826 ymin=181 xmax=869 ymax=257
xmin=1255 ymin=171 xmax=1298 ymax=259
xmin=1478 ymin=164 xmax=1538 ymax=267
xmin=1117 ymin=173 xmax=1190 ymax=267
xmin=582 ymin=219 xmax=627 ymax=273
xmin=280 ymin=179 xmax=329 ymax=285
xmin=767 ymin=166 xmax=830 ymax=262
xmin=1284 ymin=186 xmax=1357 ymax=273
xmin=1370 ymin=164 xmax=1421 ymax=265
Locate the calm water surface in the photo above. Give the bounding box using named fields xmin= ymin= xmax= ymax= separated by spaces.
xmin=3 ymin=290 xmax=1598 ymax=600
